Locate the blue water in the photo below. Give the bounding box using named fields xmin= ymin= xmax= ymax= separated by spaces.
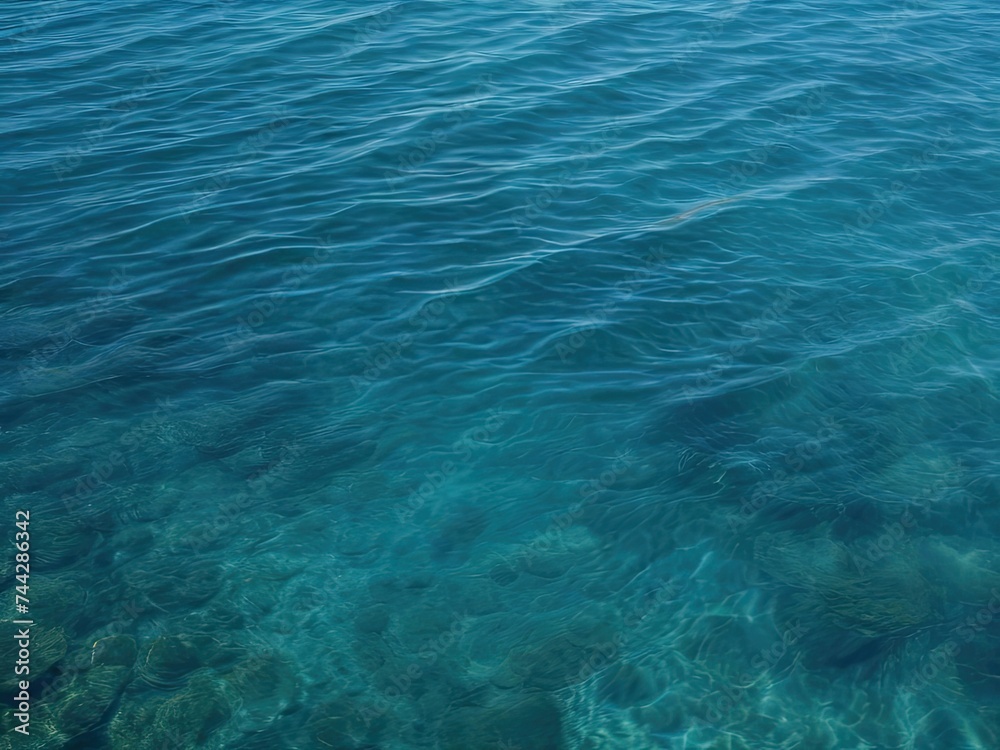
xmin=3 ymin=0 xmax=1000 ymax=747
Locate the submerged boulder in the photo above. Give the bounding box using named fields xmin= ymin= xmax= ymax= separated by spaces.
xmin=139 ymin=633 xmax=240 ymax=688
xmin=110 ymin=673 xmax=234 ymax=750
xmin=155 ymin=674 xmax=234 ymax=745
xmin=53 ymin=665 xmax=133 ymax=742
xmin=439 ymin=693 xmax=565 ymax=750
xmin=303 ymin=695 xmax=388 ymax=749
xmin=91 ymin=634 xmax=138 ymax=668
xmin=222 ymin=651 xmax=298 ymax=722
xmin=754 ymin=530 xmax=938 ymax=639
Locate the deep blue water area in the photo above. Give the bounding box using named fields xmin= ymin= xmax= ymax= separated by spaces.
xmin=2 ymin=0 xmax=1000 ymax=748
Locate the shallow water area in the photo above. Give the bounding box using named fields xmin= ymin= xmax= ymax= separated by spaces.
xmin=2 ymin=0 xmax=1000 ymax=748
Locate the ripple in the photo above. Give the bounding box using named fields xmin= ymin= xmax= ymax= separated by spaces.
xmin=3 ymin=0 xmax=1000 ymax=747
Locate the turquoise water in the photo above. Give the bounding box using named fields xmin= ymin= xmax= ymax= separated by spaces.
xmin=2 ymin=0 xmax=1000 ymax=747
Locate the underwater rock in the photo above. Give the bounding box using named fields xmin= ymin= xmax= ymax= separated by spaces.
xmin=152 ymin=673 xmax=234 ymax=747
xmin=91 ymin=634 xmax=138 ymax=668
xmin=33 ymin=626 xmax=69 ymax=676
xmin=822 ymin=574 xmax=934 ymax=637
xmin=140 ymin=635 xmax=203 ymax=688
xmin=917 ymin=537 xmax=1000 ymax=603
xmin=499 ymin=635 xmax=595 ymax=691
xmin=26 ymin=512 xmax=102 ymax=570
xmin=108 ymin=689 xmax=166 ymax=750
xmin=486 ymin=613 xmax=617 ymax=691
xmin=222 ymin=651 xmax=299 ymax=722
xmin=110 ymin=483 xmax=182 ymax=523
xmin=303 ymin=695 xmax=387 ymax=749
xmin=368 ymin=572 xmax=435 ymax=603
xmin=262 ymin=428 xmax=378 ymax=495
xmin=4 ymin=575 xmax=87 ymax=632
xmin=158 ymin=403 xmax=247 ymax=459
xmin=431 ymin=507 xmax=489 ymax=561
xmin=138 ymin=633 xmax=239 ymax=688
xmin=488 ymin=561 xmax=519 ymax=586
xmin=439 ymin=693 xmax=565 ymax=750
xmin=597 ymin=661 xmax=657 ymax=707
xmin=122 ymin=556 xmax=224 ymax=610
xmin=355 ymin=604 xmax=391 ymax=635
xmin=53 ymin=664 xmax=132 ymax=742
xmin=753 ymin=530 xmax=937 ymax=639
xmin=870 ymin=446 xmax=962 ymax=505
xmin=1 ymin=453 xmax=82 ymax=495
